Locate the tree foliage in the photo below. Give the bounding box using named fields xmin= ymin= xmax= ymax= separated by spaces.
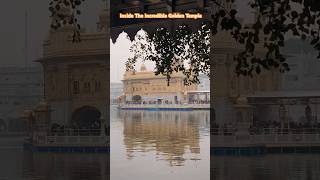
xmin=49 ymin=0 xmax=84 ymax=42
xmin=127 ymin=24 xmax=210 ymax=85
xmin=209 ymin=0 xmax=320 ymax=77
xmin=50 ymin=0 xmax=320 ymax=81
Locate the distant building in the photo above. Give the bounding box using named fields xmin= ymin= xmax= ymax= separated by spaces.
xmin=0 ymin=66 xmax=43 ymax=131
xmin=110 ymin=82 xmax=123 ymax=104
xmin=198 ymin=74 xmax=210 ymax=91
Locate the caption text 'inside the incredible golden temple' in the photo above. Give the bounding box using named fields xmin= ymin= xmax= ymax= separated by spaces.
xmin=119 ymin=13 xmax=203 ymax=19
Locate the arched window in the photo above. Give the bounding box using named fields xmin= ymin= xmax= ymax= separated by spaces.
xmin=95 ymin=81 xmax=101 ymax=92
xmin=84 ymin=82 xmax=91 ymax=93
xmin=72 ymin=80 xmax=80 ymax=94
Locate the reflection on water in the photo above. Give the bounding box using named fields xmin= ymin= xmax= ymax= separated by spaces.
xmin=1 ymin=109 xmax=320 ymax=180
xmin=22 ymin=152 xmax=109 ymax=180
xmin=111 ymin=108 xmax=210 ymax=180
xmin=121 ymin=110 xmax=209 ymax=166
xmin=211 ymin=155 xmax=320 ymax=180
xmin=0 ymin=147 xmax=109 ymax=180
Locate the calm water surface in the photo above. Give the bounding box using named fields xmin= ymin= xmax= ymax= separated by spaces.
xmin=0 ymin=138 xmax=109 ymax=180
xmin=110 ymin=107 xmax=210 ymax=180
xmin=211 ymin=155 xmax=320 ymax=180
xmin=1 ymin=108 xmax=320 ymax=180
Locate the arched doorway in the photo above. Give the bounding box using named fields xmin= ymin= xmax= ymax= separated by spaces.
xmin=71 ymin=106 xmax=101 ymax=129
xmin=132 ymin=95 xmax=142 ymax=103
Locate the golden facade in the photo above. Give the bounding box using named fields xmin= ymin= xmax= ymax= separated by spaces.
xmin=122 ymin=65 xmax=198 ymax=103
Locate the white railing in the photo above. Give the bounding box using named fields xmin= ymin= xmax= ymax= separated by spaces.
xmin=33 ymin=135 xmax=109 ymax=146
xmin=44 ymin=136 xmax=109 ymax=145
xmin=32 ymin=128 xmax=109 ymax=146
xmin=50 ymin=128 xmax=103 ymax=136
xmin=120 ymin=103 xmax=210 ymax=109
xmin=211 ymin=128 xmax=320 ymax=135
xmin=211 ymin=128 xmax=320 ymax=147
xmin=249 ymin=128 xmax=320 ymax=135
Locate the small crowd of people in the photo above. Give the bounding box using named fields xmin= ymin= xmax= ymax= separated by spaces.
xmin=210 ymin=121 xmax=320 ymax=135
xmin=125 ymin=100 xmax=209 ymax=105
xmin=211 ymin=122 xmax=235 ymax=135
xmin=125 ymin=100 xmax=183 ymax=105
xmin=188 ymin=100 xmax=210 ymax=104
xmin=249 ymin=120 xmax=320 ymax=135
xmin=50 ymin=123 xmax=109 ymax=136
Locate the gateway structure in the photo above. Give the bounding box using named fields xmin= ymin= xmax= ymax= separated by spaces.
xmin=37 ymin=7 xmax=109 ymax=125
xmin=23 ymin=5 xmax=110 ymax=152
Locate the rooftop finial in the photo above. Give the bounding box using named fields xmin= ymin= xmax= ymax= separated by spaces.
xmin=140 ymin=63 xmax=147 ymax=72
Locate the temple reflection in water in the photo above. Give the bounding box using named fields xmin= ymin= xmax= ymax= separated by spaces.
xmin=118 ymin=110 xmax=209 ymax=166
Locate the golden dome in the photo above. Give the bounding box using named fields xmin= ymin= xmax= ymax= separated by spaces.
xmin=140 ymin=64 xmax=147 ymax=72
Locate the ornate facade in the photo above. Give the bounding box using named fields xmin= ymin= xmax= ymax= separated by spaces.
xmin=211 ymin=31 xmax=281 ymax=124
xmin=122 ymin=65 xmax=197 ymax=104
xmin=37 ymin=8 xmax=109 ymax=125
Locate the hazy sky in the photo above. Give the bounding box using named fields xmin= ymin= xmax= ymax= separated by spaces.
xmin=110 ymin=30 xmax=156 ymax=83
xmin=0 ymin=0 xmax=104 ymax=67
xmin=0 ymin=0 xmax=252 ymax=81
